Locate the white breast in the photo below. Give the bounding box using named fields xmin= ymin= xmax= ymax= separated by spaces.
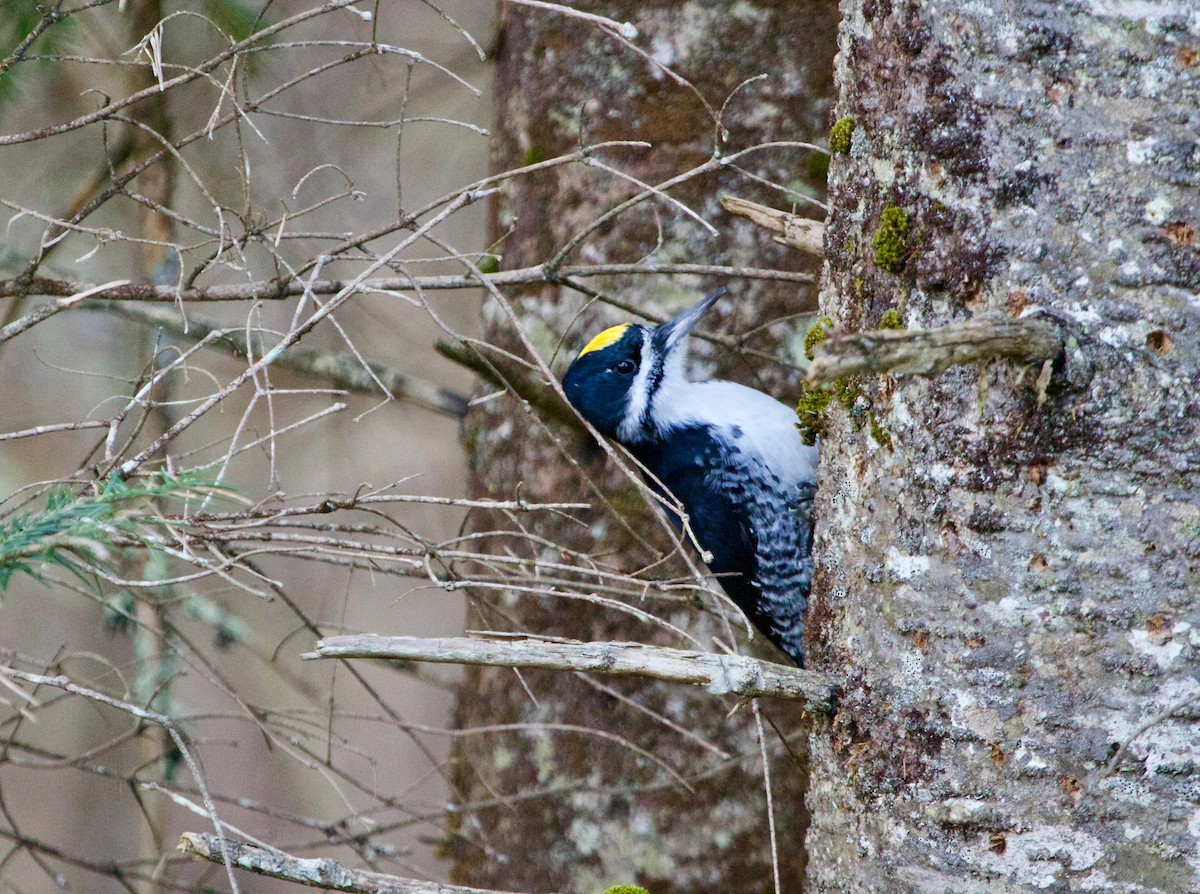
xmin=650 ymin=379 xmax=818 ymax=486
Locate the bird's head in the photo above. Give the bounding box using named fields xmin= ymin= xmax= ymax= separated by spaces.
xmin=563 ymin=288 xmax=723 ymax=443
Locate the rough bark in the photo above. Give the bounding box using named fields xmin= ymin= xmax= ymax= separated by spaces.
xmin=807 ymin=1 xmax=1200 ymax=891
xmin=449 ymin=3 xmax=838 ymax=892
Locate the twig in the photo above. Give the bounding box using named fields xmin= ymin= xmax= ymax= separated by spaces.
xmin=753 ymin=700 xmax=782 ymax=894
xmin=807 ymin=315 xmax=1063 ymax=384
xmin=435 ymin=340 xmax=577 ymax=428
xmin=0 ymin=262 xmax=813 ymax=305
xmin=0 ymin=666 xmax=240 ymax=893
xmin=0 ymin=280 xmax=129 ymax=343
xmin=0 ymin=1 xmax=364 ymax=147
xmin=93 ymin=301 xmax=470 ymax=418
xmin=720 ymin=195 xmax=824 ymax=257
xmin=304 ymin=634 xmax=839 ymax=713
xmin=178 ymin=832 xmax=554 ymax=894
xmin=0 ymin=420 xmax=109 ymax=442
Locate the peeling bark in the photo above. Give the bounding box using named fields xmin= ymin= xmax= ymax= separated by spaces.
xmin=807 ymin=1 xmax=1200 ymax=890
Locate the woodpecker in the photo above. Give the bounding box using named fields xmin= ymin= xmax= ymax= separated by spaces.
xmin=562 ymin=289 xmax=818 ymax=666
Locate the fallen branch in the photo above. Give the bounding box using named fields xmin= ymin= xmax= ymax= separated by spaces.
xmin=720 ymin=195 xmax=824 ymax=257
xmin=304 ymin=634 xmax=839 ymax=713
xmin=94 ymin=301 xmax=469 ymax=418
xmin=178 ymin=833 xmax=551 ymax=894
xmin=807 ymin=315 xmax=1062 ymax=384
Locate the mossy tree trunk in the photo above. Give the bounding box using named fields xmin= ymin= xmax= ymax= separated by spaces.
xmin=449 ymin=2 xmax=837 ymax=891
xmin=806 ymin=1 xmax=1199 ymax=890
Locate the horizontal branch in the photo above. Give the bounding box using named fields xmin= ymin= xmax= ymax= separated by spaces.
xmin=720 ymin=195 xmax=825 ymax=257
xmin=0 ymin=262 xmax=812 ymax=305
xmin=305 ymin=634 xmax=839 ymax=713
xmin=807 ymin=315 xmax=1062 ymax=384
xmin=93 ymin=302 xmax=469 ymax=418
xmin=178 ymin=833 xmax=552 ymax=894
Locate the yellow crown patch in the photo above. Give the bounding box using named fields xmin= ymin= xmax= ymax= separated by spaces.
xmin=577 ymin=323 xmax=631 ymax=359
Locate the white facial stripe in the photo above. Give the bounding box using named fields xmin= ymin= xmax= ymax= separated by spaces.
xmin=617 ymin=332 xmax=657 ymax=442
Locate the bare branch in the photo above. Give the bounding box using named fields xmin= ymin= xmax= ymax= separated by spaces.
xmin=0 ymin=262 xmax=813 ymax=306
xmin=94 ymin=301 xmax=471 ymax=418
xmin=806 ymin=315 xmax=1063 ymax=384
xmin=178 ymin=832 xmax=556 ymax=894
xmin=305 ymin=634 xmax=839 ymax=713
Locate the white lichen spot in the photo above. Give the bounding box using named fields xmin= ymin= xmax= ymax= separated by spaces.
xmin=1126 ymin=136 xmax=1158 ymax=164
xmin=899 ymin=650 xmax=924 ymax=685
xmin=1141 ymin=722 xmax=1200 ymax=776
xmin=1128 ymin=621 xmax=1190 ymax=668
xmin=1014 ymin=741 xmax=1049 ymax=771
xmin=1107 ymin=776 xmax=1154 ymax=807
xmin=970 ymin=826 xmax=1105 ymax=887
xmin=928 ymin=463 xmax=955 ymax=486
xmin=928 ymin=797 xmax=992 ymax=825
xmin=872 ymin=157 xmax=898 ymax=189
xmin=1120 ymin=259 xmax=1154 ymax=283
xmin=890 ymin=394 xmax=915 ymax=428
xmin=1144 ymin=194 xmax=1174 ymax=224
xmin=886 ymin=548 xmax=930 ymax=579
xmin=532 ymin=734 xmax=556 ymax=785
xmin=1076 ymin=869 xmax=1114 ymax=890
xmin=953 ymin=691 xmax=1003 ymax=740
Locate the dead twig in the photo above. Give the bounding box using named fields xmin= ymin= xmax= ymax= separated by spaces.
xmin=304 ymin=634 xmax=839 ymax=713
xmin=0 ymin=262 xmax=813 ymax=306
xmin=720 ymin=195 xmax=824 ymax=257
xmin=94 ymin=301 xmax=470 ymax=418
xmin=178 ymin=832 xmax=551 ymax=894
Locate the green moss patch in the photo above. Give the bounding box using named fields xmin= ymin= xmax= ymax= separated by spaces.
xmin=829 ymin=116 xmax=855 ymax=155
xmin=872 ymin=204 xmax=910 ymax=273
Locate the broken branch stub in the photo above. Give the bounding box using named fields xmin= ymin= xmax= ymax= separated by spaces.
xmin=720 ymin=195 xmax=825 ymax=257
xmin=806 ymin=315 xmax=1062 ymax=384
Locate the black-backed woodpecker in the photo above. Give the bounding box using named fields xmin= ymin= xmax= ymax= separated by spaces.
xmin=563 ymin=289 xmax=818 ymax=665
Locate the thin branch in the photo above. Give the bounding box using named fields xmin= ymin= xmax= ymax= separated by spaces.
xmin=0 ymin=262 xmax=813 ymax=306
xmin=0 ymin=1 xmax=364 ymax=147
xmin=304 ymin=634 xmax=839 ymax=713
xmin=807 ymin=315 xmax=1063 ymax=384
xmin=435 ymin=340 xmax=577 ymax=429
xmin=0 ymin=280 xmax=129 ymax=343
xmin=93 ymin=301 xmax=470 ymax=418
xmin=178 ymin=832 xmax=555 ymax=894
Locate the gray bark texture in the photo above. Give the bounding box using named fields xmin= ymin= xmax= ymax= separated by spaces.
xmin=448 ymin=2 xmax=837 ymax=892
xmin=807 ymin=1 xmax=1200 ymax=892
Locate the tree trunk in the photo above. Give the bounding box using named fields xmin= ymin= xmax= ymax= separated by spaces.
xmin=449 ymin=2 xmax=837 ymax=891
xmin=806 ymin=1 xmax=1200 ymax=891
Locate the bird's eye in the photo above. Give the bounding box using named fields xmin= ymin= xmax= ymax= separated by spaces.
xmin=614 ymin=359 xmax=637 ymax=376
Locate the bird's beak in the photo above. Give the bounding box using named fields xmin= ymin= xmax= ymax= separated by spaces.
xmin=653 ymin=287 xmax=725 ymax=355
